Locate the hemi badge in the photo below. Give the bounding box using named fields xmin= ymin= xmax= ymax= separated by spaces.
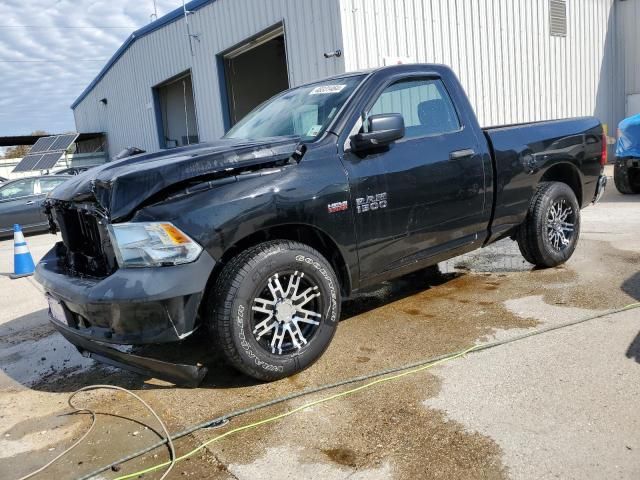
xmin=328 ymin=201 xmax=348 ymax=213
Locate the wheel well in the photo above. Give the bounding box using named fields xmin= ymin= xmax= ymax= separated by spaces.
xmin=215 ymin=224 xmax=352 ymax=296
xmin=541 ymin=163 xmax=583 ymax=205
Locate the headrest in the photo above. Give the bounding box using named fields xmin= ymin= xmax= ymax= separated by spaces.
xmin=417 ymin=99 xmax=449 ymax=126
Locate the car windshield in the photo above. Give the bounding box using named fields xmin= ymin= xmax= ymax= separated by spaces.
xmin=225 ymin=75 xmax=365 ymax=141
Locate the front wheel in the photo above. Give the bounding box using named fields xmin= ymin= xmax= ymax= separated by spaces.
xmin=206 ymin=240 xmax=341 ymax=381
xmin=517 ymin=181 xmax=581 ymax=268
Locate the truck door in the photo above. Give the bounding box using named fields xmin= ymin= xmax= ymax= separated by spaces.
xmin=341 ymin=76 xmax=487 ymax=281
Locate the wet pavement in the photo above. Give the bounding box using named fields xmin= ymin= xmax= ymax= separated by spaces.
xmin=1 ymin=166 xmax=639 ymax=479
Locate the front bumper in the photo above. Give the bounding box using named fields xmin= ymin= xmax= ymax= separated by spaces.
xmin=616 ymin=156 xmax=640 ymax=169
xmin=51 ymin=318 xmax=207 ymax=386
xmin=35 ymin=243 xmax=216 ymax=385
xmin=36 ymin=242 xmax=216 ymax=344
xmin=593 ymin=174 xmax=607 ymax=204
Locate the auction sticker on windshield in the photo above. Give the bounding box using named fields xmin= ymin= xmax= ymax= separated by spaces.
xmin=306 ymin=125 xmax=323 ymax=137
xmin=310 ymin=85 xmax=346 ymax=95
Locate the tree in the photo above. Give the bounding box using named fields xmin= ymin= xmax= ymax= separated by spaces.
xmin=2 ymin=130 xmax=49 ymax=159
xmin=3 ymin=144 xmax=30 ymax=159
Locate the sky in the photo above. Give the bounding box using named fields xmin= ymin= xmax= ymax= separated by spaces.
xmin=0 ymin=0 xmax=181 ymax=137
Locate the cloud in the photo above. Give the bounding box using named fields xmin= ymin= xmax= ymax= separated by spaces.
xmin=0 ymin=0 xmax=179 ymax=136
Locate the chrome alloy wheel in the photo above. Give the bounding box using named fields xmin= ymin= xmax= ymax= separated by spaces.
xmin=546 ymin=199 xmax=575 ymax=251
xmin=251 ymin=271 xmax=323 ymax=355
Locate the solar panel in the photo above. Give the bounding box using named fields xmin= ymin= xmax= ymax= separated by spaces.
xmin=29 ymin=136 xmax=57 ymax=154
xmin=12 ymin=132 xmax=78 ymax=172
xmin=16 ymin=154 xmax=43 ymax=171
xmin=48 ymin=133 xmax=78 ymax=152
xmin=33 ymin=152 xmax=63 ymax=170
xmin=12 ymin=154 xmax=44 ymax=172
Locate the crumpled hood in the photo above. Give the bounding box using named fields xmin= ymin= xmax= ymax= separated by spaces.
xmin=49 ymin=136 xmax=301 ymax=221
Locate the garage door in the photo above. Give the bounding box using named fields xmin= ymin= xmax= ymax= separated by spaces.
xmin=154 ymin=72 xmax=199 ymax=149
xmin=222 ymin=25 xmax=290 ymax=126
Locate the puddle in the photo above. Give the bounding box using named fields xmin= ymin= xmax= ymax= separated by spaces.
xmin=1 ymin=409 xmax=224 ymax=480
xmin=440 ymin=239 xmax=534 ymax=274
xmin=424 ymin=296 xmax=640 ymax=480
xmin=504 ymin=295 xmax=605 ymax=323
xmin=0 ymin=412 xmax=83 ymax=460
xmin=218 ymin=375 xmax=506 ymax=480
xmin=229 ymin=446 xmax=392 ymax=480
xmin=322 ymin=447 xmax=359 ymax=467
xmin=2 ymin=235 xmax=638 ymax=478
xmin=8 ymin=238 xmax=631 ymax=395
xmin=0 ymin=329 xmax=94 ymax=388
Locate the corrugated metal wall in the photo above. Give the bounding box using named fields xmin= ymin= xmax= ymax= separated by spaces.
xmin=339 ymin=0 xmax=624 ymax=131
xmin=618 ymin=0 xmax=640 ymax=116
xmin=73 ymin=0 xmax=345 ymax=155
xmin=74 ymin=0 xmax=626 ymax=155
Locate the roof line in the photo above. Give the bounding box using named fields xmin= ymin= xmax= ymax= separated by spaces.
xmin=70 ymin=0 xmax=215 ymax=109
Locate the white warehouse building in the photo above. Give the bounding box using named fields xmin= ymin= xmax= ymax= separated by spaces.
xmin=71 ymin=0 xmax=639 ymax=157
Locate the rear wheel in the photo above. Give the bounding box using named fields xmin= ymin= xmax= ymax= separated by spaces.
xmin=614 ymin=162 xmax=640 ymax=194
xmin=517 ymin=182 xmax=581 ymax=268
xmin=206 ymin=240 xmax=341 ymax=381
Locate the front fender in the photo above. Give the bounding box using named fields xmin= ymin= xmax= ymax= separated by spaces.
xmin=131 ymin=146 xmax=359 ymax=287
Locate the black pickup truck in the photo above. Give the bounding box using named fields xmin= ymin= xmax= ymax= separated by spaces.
xmin=36 ymin=64 xmax=607 ymax=385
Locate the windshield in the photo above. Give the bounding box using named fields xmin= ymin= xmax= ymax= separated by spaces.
xmin=225 ymin=75 xmax=365 ymax=141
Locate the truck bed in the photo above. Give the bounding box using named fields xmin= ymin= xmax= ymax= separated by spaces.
xmin=483 ymin=117 xmax=604 ymax=242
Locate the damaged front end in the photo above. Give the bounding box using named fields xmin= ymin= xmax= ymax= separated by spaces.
xmin=37 ymin=196 xmax=215 ymax=386
xmin=35 ymin=137 xmax=304 ymax=385
xmin=44 ymin=199 xmax=116 ymax=277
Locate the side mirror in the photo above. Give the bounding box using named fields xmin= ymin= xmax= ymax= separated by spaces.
xmin=350 ymin=114 xmax=405 ymax=153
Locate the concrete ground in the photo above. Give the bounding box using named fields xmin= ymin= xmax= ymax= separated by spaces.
xmin=0 ymin=165 xmax=639 ymax=480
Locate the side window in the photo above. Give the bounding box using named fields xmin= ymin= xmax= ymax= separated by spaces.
xmin=0 ymin=179 xmax=37 ymax=200
xmin=39 ymin=178 xmax=66 ymax=194
xmin=369 ymin=78 xmax=461 ymax=139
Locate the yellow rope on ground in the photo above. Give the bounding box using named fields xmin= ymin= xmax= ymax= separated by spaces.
xmin=114 ymin=302 xmax=640 ymax=480
xmin=113 ymin=344 xmax=480 ymax=480
xmin=113 ymin=301 xmax=640 ymax=480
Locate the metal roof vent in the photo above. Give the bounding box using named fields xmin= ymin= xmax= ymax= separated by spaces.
xmin=549 ymin=0 xmax=567 ymax=37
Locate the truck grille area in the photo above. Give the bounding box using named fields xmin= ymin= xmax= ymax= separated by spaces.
xmin=50 ymin=204 xmax=117 ymax=278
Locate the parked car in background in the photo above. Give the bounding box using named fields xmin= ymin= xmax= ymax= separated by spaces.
xmin=37 ymin=64 xmax=607 ymax=385
xmin=0 ymin=176 xmax=69 ymax=238
xmin=614 ymin=113 xmax=640 ymax=194
xmin=50 ymin=166 xmax=94 ymax=176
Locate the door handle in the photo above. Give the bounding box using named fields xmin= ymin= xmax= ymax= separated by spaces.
xmin=25 ymin=201 xmax=35 ymax=205
xmin=449 ymin=149 xmax=476 ymax=160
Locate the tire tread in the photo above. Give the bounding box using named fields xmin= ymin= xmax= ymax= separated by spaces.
xmin=206 ymin=240 xmax=336 ymax=381
xmin=614 ymin=163 xmax=640 ymax=194
xmin=516 ymin=181 xmax=580 ymax=268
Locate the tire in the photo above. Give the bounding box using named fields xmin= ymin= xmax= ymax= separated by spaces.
xmin=516 ymin=181 xmax=581 ymax=268
xmin=614 ymin=162 xmax=640 ymax=194
xmin=206 ymin=240 xmax=341 ymax=381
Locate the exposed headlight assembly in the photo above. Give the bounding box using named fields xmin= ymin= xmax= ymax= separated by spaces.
xmin=108 ymin=222 xmax=202 ymax=268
